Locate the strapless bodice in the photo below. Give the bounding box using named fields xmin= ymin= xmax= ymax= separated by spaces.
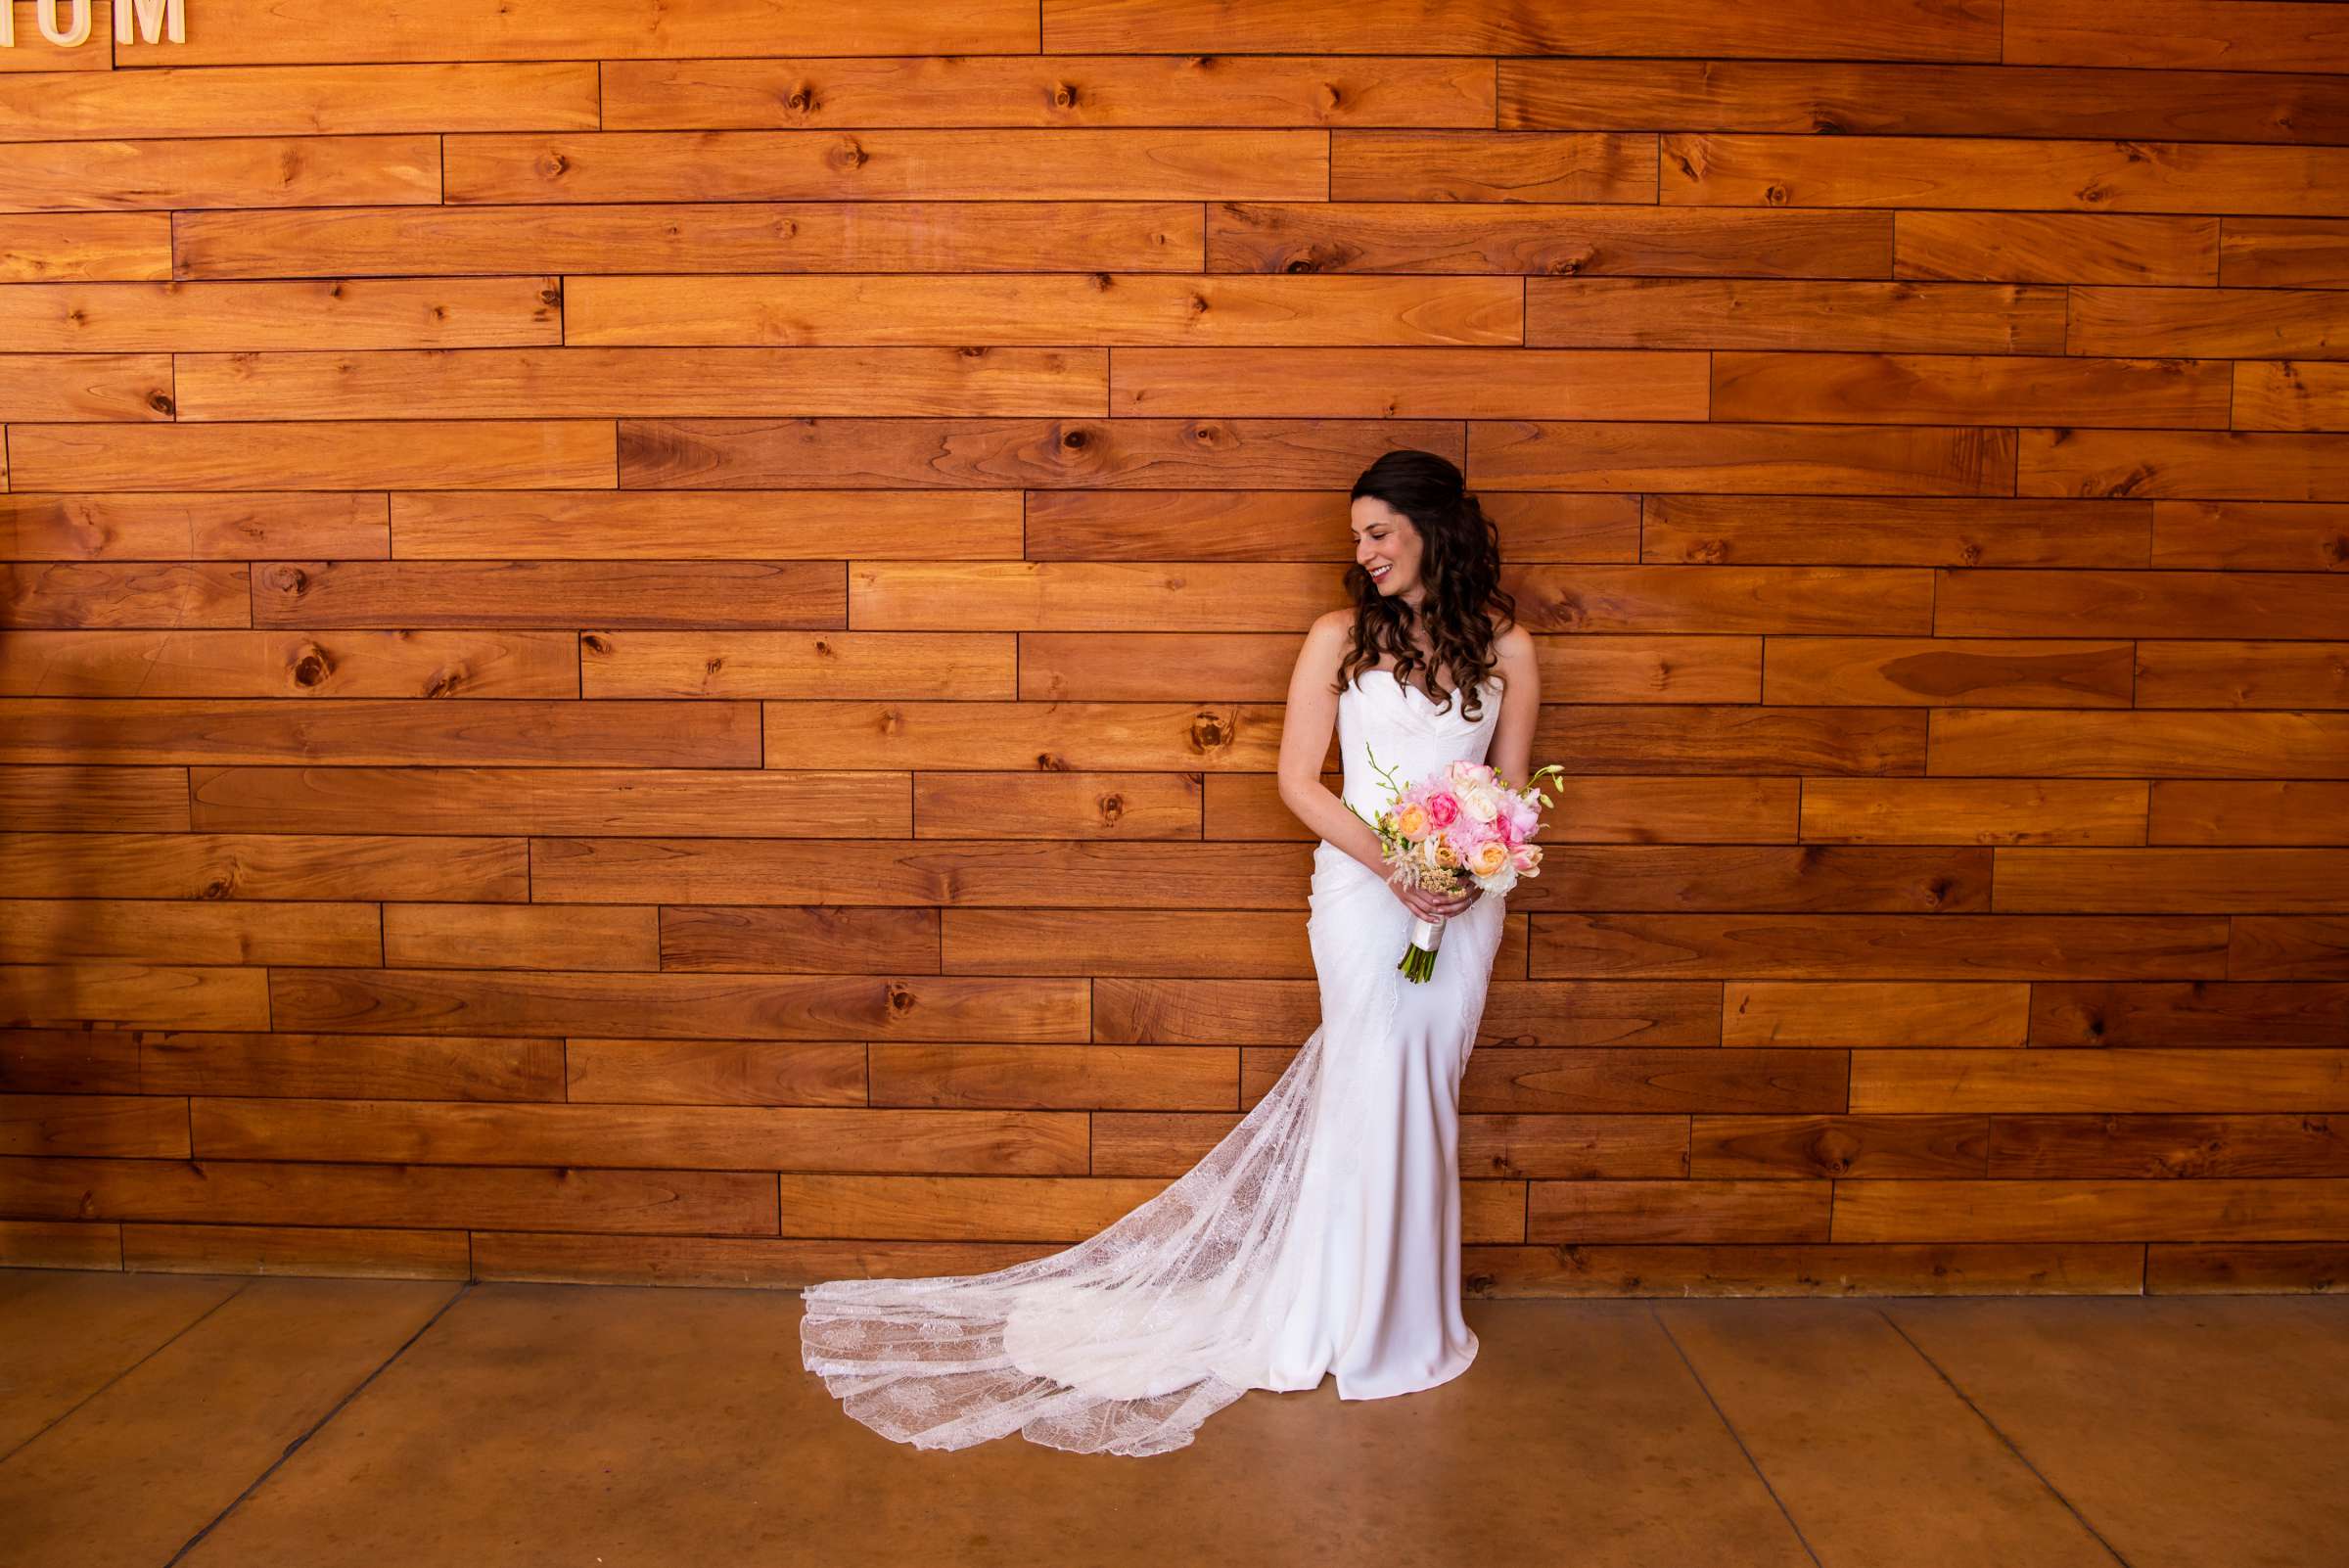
xmin=1334 ymin=669 xmax=1504 ymax=827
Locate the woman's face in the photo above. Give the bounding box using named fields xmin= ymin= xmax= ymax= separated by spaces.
xmin=1350 ymin=495 xmax=1425 ymax=602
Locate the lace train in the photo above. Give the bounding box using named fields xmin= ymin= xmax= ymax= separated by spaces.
xmin=799 ymin=1000 xmax=1372 ymax=1457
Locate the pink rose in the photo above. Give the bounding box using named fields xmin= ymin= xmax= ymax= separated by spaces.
xmin=1425 ymin=791 xmax=1460 ymax=828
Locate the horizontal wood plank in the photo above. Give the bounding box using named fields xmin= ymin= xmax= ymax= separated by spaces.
xmin=1528 ymin=279 xmax=2068 ymax=352
xmin=1833 ymin=1177 xmax=2349 ymax=1241
xmin=1992 ymin=849 xmax=2349 ymax=913
xmin=1470 ymin=421 xmax=2016 ymax=495
xmin=0 ymin=1156 xmax=781 ymax=1234
xmin=2030 ymin=982 xmax=2349 ymax=1047
xmin=1505 ymin=59 xmax=2346 ymax=148
xmin=1852 ymin=1048 xmax=2349 ymax=1112
xmin=1663 ymin=132 xmax=2349 ymax=216
xmin=1761 ymin=638 xmax=2136 ymax=708
xmin=1895 ymin=212 xmax=2219 ymax=285
xmin=1643 ymin=496 xmax=2149 ymax=568
xmin=619 ymin=417 xmax=1460 ymax=489
xmin=177 ymin=202 xmax=1205 ymax=279
xmin=2004 ymin=0 xmax=2349 ymax=75
xmin=189 ymin=1098 xmax=1090 ymax=1174
xmin=1328 ymin=131 xmax=1658 ymax=203
xmin=269 ymin=969 xmax=1090 ymax=1041
xmin=1040 ymin=0 xmax=2004 ymax=62
xmin=2148 ymin=782 xmax=2349 ymax=846
xmin=0 ymin=136 xmax=438 ymax=214
xmin=1798 ymin=779 xmax=2151 ymax=846
xmin=603 ymin=54 xmax=1497 ymax=131
xmin=1934 ymin=569 xmax=2349 ymax=637
xmin=2067 ymin=285 xmax=2349 ymax=356
xmin=1711 ymin=352 xmax=2230 ymax=429
xmin=1928 ymin=711 xmax=2349 ymax=778
xmin=1208 ymin=202 xmax=1893 ymax=278
xmin=2149 ymin=500 xmax=2349 ymax=570
xmin=570 ymin=273 xmax=1520 ymax=347
xmin=176 ymin=347 xmax=1109 ymax=421
xmin=1111 ymin=347 xmax=1706 ymax=419
xmin=2135 ymin=640 xmax=2349 ymax=708
xmin=445 ymin=130 xmax=1328 ymax=205
xmin=1533 ymin=913 xmax=2230 ymax=980
xmin=1722 ymin=982 xmax=2034 ymax=1048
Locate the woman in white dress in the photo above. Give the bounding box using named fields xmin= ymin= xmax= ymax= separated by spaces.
xmin=800 ymin=449 xmax=1541 ymax=1455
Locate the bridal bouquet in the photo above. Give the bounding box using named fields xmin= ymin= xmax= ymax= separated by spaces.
xmin=1344 ymin=744 xmax=1565 ymax=982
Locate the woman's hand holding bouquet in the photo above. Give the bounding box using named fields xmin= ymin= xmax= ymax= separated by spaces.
xmin=1345 ymin=744 xmax=1564 ymax=982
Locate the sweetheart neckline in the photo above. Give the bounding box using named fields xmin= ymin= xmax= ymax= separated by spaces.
xmin=1357 ymin=669 xmax=1504 ymax=707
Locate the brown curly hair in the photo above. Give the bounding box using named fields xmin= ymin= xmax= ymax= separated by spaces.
xmin=1333 ymin=449 xmax=1516 ymax=722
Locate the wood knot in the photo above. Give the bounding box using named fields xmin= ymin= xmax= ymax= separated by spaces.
xmin=1051 ymin=81 xmax=1079 ymax=109
xmin=581 ymin=633 xmax=611 ymax=656
xmin=290 ymin=649 xmax=330 ymax=688
xmin=1188 ymin=711 xmax=1231 ymax=753
xmin=1810 ymin=1129 xmax=1863 ymax=1174
xmin=886 ymin=982 xmax=915 ymax=1015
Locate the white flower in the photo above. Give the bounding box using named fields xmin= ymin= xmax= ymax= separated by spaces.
xmin=1460 ymin=786 xmax=1501 ymax=823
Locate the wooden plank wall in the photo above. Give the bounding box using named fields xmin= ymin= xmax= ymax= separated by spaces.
xmin=2 ymin=0 xmax=2346 ymax=1297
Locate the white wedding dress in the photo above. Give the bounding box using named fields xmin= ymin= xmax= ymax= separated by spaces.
xmin=799 ymin=669 xmax=1510 ymax=1455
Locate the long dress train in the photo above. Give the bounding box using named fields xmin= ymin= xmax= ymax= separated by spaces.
xmin=799 ymin=669 xmax=1509 ymax=1455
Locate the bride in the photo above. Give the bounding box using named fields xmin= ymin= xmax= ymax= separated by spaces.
xmin=800 ymin=448 xmax=1539 ymax=1456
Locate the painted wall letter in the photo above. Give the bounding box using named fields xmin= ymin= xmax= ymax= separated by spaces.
xmin=36 ymin=0 xmax=96 ymax=47
xmin=117 ymin=0 xmax=188 ymax=44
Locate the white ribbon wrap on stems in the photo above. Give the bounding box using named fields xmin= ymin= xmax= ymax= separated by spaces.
xmin=1408 ymin=914 xmax=1446 ymax=957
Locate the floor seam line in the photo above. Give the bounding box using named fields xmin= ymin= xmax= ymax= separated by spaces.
xmin=0 ymin=1279 xmax=256 ymax=1471
xmin=1876 ymin=1306 xmax=2136 ymax=1568
xmin=163 ymin=1280 xmax=475 ymax=1567
xmin=1649 ymin=1304 xmax=1825 ymax=1568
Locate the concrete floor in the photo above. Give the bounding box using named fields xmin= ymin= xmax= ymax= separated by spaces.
xmin=2 ymin=1271 xmax=2343 ymax=1568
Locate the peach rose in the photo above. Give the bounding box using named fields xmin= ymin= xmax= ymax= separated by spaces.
xmin=1393 ymin=802 xmax=1430 ymax=839
xmin=1469 ymin=839 xmax=1510 ymax=877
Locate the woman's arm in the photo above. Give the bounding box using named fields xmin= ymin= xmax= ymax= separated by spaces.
xmin=1276 ymin=612 xmax=1390 ymax=880
xmin=1487 ymin=619 xmax=1540 ymax=786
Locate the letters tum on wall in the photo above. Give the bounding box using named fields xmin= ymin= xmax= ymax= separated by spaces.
xmin=2 ymin=0 xmax=187 ymax=46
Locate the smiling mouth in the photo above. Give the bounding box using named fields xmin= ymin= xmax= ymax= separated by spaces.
xmin=1368 ymin=564 xmax=1392 ymax=580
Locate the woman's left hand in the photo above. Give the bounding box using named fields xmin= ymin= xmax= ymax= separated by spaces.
xmin=1435 ymin=881 xmax=1481 ymax=917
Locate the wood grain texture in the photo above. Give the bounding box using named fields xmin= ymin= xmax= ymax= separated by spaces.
xmin=1661 ymin=133 xmax=2349 ymax=216
xmin=1504 ymin=60 xmax=2349 ymax=147
xmin=1041 ymin=1 xmax=2004 ymax=62
xmin=2 ymin=2 xmax=2336 ymax=1293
